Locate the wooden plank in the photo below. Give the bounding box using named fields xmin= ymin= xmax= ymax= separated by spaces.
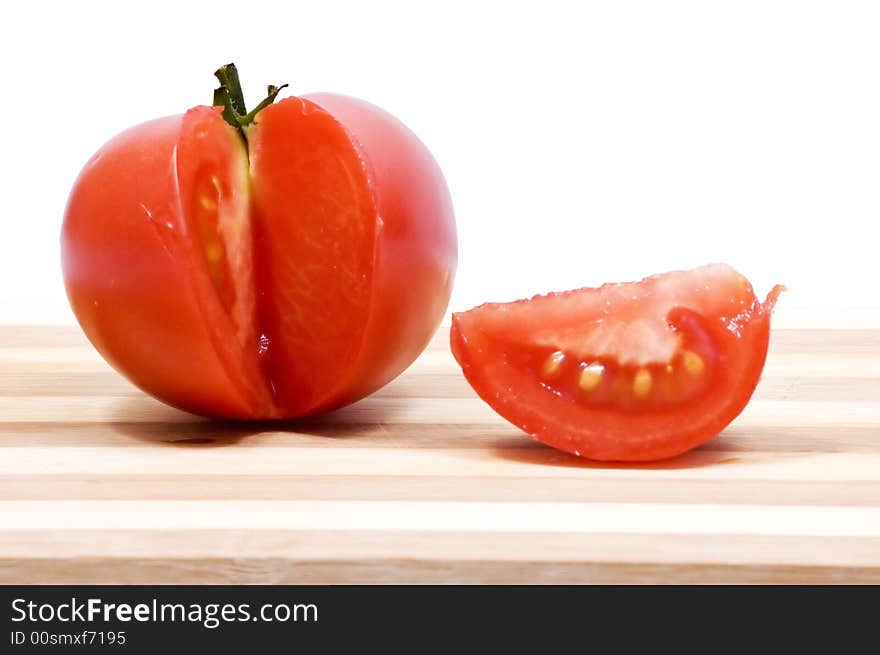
xmin=1 ymin=474 xmax=879 ymax=506
xmin=1 ymin=421 xmax=878 ymax=452
xmin=2 ymin=446 xmax=880 ymax=480
xmin=0 ymin=397 xmax=877 ymax=435
xmin=3 ymin=500 xmax=878 ymax=536
xmin=1 ymin=532 xmax=877 ymax=584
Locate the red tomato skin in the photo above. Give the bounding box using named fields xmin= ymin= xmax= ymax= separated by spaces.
xmin=61 ymin=115 xmax=266 ymax=417
xmin=248 ymin=94 xmax=457 ymax=415
xmin=450 ymin=276 xmax=782 ymax=462
xmin=62 ymin=96 xmax=456 ymax=419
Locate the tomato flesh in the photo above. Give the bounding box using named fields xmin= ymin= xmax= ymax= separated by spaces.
xmin=451 ymin=265 xmax=783 ymax=461
xmin=177 ymin=107 xmax=257 ymax=345
xmin=248 ymin=97 xmax=376 ymax=415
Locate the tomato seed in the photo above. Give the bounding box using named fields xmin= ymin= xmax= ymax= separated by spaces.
xmin=632 ymin=369 xmax=653 ymax=397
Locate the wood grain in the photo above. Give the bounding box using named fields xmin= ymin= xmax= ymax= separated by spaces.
xmin=0 ymin=325 xmax=878 ymax=584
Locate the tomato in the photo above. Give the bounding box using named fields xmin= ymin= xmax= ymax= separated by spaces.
xmin=62 ymin=64 xmax=456 ymax=418
xmin=450 ymin=265 xmax=783 ymax=461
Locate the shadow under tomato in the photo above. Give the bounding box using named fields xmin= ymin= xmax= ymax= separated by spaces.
xmin=111 ymin=394 xmax=405 ymax=448
xmin=490 ymin=436 xmax=746 ymax=470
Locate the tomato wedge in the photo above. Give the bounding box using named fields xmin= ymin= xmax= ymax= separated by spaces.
xmin=450 ymin=264 xmax=783 ymax=461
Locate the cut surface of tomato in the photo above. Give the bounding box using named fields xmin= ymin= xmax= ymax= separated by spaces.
xmin=451 ymin=264 xmax=783 ymax=461
xmin=248 ymin=97 xmax=376 ymax=415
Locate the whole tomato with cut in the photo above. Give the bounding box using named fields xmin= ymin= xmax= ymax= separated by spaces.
xmin=62 ymin=64 xmax=457 ymax=418
xmin=451 ymin=264 xmax=783 ymax=461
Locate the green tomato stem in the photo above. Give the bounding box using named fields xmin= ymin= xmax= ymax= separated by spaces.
xmin=214 ymin=63 xmax=248 ymax=117
xmin=212 ymin=63 xmax=288 ymax=140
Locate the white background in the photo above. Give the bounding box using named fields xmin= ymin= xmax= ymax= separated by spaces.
xmin=2 ymin=0 xmax=878 ymax=325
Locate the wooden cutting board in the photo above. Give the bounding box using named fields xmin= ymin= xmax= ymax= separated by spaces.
xmin=0 ymin=324 xmax=878 ymax=584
